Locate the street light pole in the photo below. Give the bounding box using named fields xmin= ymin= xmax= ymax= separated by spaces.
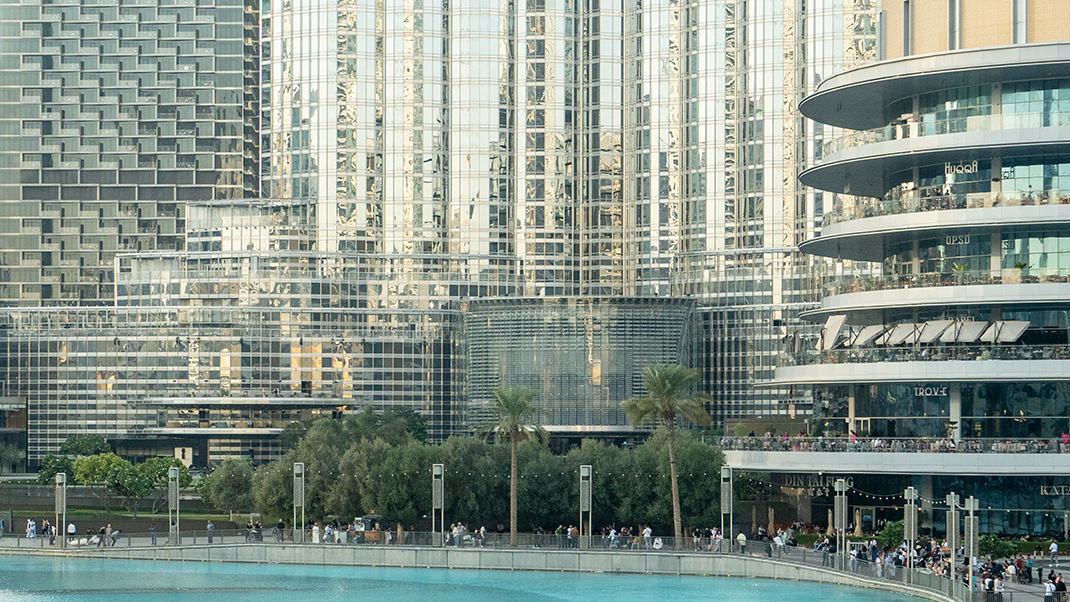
xmin=293 ymin=462 xmax=305 ymax=544
xmin=579 ymin=465 xmax=592 ymax=550
xmin=432 ymin=463 xmax=444 ymax=547
xmin=946 ymin=492 xmax=960 ymax=597
xmin=167 ymin=467 xmax=181 ymax=544
xmin=835 ymin=479 xmax=847 ymax=570
xmin=964 ymin=496 xmax=979 ymax=594
xmin=54 ymin=472 xmax=66 ymax=549
xmin=904 ymin=486 xmax=918 ymax=584
xmin=720 ymin=467 xmax=733 ymax=552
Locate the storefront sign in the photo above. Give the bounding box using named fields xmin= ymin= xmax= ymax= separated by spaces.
xmin=945 ymin=234 xmax=970 ymax=245
xmin=913 ymin=385 xmax=949 ymax=397
xmin=783 ymin=475 xmax=854 ymax=489
xmin=1040 ymin=485 xmax=1070 ymax=496
xmin=945 ymin=160 xmax=978 ymax=175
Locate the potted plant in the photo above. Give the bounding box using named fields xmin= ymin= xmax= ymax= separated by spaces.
xmin=1002 ymin=261 xmax=1028 ymax=284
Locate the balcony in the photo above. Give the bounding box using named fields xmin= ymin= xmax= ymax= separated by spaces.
xmin=799 ymin=43 xmax=1070 ymax=130
xmin=823 ymin=188 xmax=1070 ymax=228
xmin=801 ymin=126 xmax=1070 ymax=197
xmin=804 ymin=279 xmax=1070 ymax=319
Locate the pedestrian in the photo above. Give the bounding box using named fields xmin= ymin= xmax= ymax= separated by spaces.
xmin=737 ymin=531 xmax=747 ymax=555
xmin=67 ymin=521 xmax=76 ymax=544
xmin=150 ymin=522 xmax=157 ymax=546
xmin=104 ymin=524 xmax=112 ymax=547
xmin=642 ymin=525 xmax=652 ymax=550
xmin=207 ymin=520 xmax=214 ymax=544
xmin=110 ymin=528 xmax=120 ymax=547
xmin=1051 ymin=540 xmax=1060 ymax=568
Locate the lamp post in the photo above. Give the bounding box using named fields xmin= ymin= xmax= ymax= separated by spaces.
xmin=54 ymin=472 xmax=66 ymax=549
xmin=431 ymin=463 xmax=444 ymax=547
xmin=946 ymin=492 xmax=960 ymax=597
xmin=835 ymin=479 xmax=847 ymax=569
xmin=579 ymin=465 xmax=592 ymax=550
xmin=964 ymin=496 xmax=979 ymax=593
xmin=720 ymin=466 xmax=733 ymax=552
xmin=168 ymin=466 xmax=180 ymax=545
xmin=293 ymin=462 xmax=305 ymax=544
xmin=904 ymin=486 xmax=918 ymax=584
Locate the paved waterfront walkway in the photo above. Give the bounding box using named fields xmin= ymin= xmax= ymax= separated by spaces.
xmin=0 ymin=531 xmax=1058 ymax=601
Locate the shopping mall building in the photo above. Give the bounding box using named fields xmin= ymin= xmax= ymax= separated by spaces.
xmin=724 ymin=1 xmax=1070 ymax=537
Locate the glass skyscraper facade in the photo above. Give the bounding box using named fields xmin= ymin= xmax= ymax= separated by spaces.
xmin=0 ymin=0 xmax=881 ymax=467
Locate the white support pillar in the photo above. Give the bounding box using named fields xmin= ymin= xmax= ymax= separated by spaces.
xmin=949 ymin=384 xmax=962 ymax=443
xmin=847 ymin=385 xmax=856 ymax=436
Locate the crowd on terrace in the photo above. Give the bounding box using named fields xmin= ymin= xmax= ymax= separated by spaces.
xmin=719 ymin=433 xmax=1070 ymax=453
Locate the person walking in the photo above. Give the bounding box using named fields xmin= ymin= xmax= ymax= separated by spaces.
xmin=207 ymin=520 xmax=214 ymax=544
xmin=642 ymin=525 xmax=652 ymax=550
xmin=737 ymin=531 xmax=747 ymax=556
xmin=1051 ymin=540 xmax=1060 ymax=568
xmin=67 ymin=521 xmax=76 ymax=545
xmin=150 ymin=523 xmax=157 ymax=546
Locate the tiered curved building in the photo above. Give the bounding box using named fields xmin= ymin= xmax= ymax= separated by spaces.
xmin=783 ymin=42 xmax=1070 ymax=442
xmin=755 ymin=5 xmax=1070 ymax=535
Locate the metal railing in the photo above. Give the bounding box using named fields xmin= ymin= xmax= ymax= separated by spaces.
xmin=783 ymin=343 xmax=1070 ymax=366
xmin=821 ymin=111 xmax=1070 ymax=158
xmin=1 ymin=529 xmax=1057 ymax=602
xmin=824 ymin=271 xmax=1070 ymax=297
xmin=719 ymin=437 xmax=1069 ymax=454
xmin=823 ymin=188 xmax=1070 ymax=227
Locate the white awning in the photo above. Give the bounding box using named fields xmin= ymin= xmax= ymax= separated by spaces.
xmin=978 ymin=320 xmax=1031 ymax=343
xmin=955 ymin=321 xmax=990 ymax=343
xmin=998 ymin=321 xmax=1030 ymax=342
xmin=822 ymin=314 xmax=848 ymax=350
xmin=886 ymin=323 xmax=922 ymax=345
xmin=917 ymin=320 xmax=954 ymax=344
xmin=852 ymin=324 xmax=888 ymax=347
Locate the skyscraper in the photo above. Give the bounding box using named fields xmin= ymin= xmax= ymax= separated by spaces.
xmin=0 ymin=0 xmax=879 ymax=467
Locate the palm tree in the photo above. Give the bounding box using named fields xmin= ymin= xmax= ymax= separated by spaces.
xmin=479 ymin=386 xmax=546 ymax=546
xmin=622 ymin=363 xmax=711 ymax=549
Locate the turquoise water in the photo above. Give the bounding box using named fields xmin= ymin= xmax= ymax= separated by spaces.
xmin=0 ymin=555 xmax=916 ymax=601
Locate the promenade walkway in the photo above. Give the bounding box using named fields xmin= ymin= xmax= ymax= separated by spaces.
xmin=1 ymin=531 xmax=1056 ymax=602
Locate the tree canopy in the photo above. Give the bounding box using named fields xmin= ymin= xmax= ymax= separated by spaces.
xmin=59 ymin=434 xmax=111 ymax=456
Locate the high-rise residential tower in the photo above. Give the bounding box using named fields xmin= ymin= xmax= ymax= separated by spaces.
xmin=0 ymin=0 xmax=879 ymax=467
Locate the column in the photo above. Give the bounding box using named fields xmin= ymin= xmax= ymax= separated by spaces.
xmin=949 ymin=383 xmax=962 ymax=443
xmin=847 ymin=385 xmax=856 ymax=435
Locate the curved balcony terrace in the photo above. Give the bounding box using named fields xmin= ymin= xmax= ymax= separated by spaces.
xmin=825 ymin=270 xmax=1070 ymax=296
xmin=804 ymin=279 xmax=1070 ymax=319
xmin=823 ymin=188 xmax=1070 ymax=229
xmin=784 ymin=342 xmax=1070 ymax=367
xmin=808 ymin=202 xmax=1070 ymax=262
xmin=800 ymin=43 xmax=1070 ymax=130
xmin=801 ymin=126 xmax=1070 ymax=197
xmin=719 ymin=436 xmax=1067 ymax=454
xmin=771 ymin=345 xmax=1070 ymax=386
xmin=821 ymin=111 xmax=1070 ymax=158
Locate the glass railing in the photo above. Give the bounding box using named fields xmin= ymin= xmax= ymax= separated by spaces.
xmin=719 ymin=436 xmax=1068 ymax=454
xmin=825 ymin=270 xmax=1070 ymax=296
xmin=783 ymin=343 xmax=1070 ymax=366
xmin=821 ymin=111 xmax=1070 ymax=157
xmin=823 ymin=188 xmax=1070 ymax=227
